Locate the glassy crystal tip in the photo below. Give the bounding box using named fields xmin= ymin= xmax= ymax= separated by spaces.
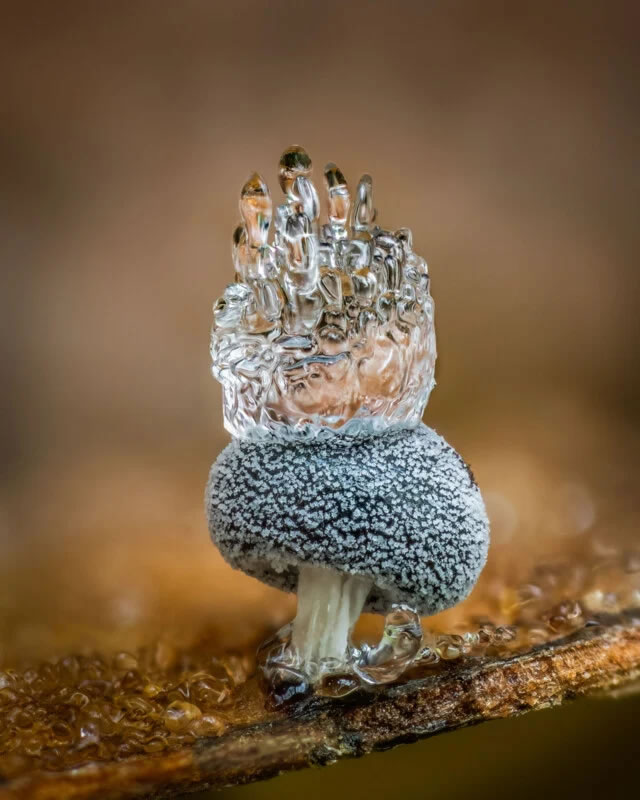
xmin=211 ymin=145 xmax=437 ymax=439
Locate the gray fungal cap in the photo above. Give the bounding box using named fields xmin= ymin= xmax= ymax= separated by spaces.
xmin=206 ymin=424 xmax=490 ymax=615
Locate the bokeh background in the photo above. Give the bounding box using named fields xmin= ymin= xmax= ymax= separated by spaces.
xmin=1 ymin=0 xmax=639 ymax=797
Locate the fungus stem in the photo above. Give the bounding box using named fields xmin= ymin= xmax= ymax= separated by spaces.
xmin=292 ymin=565 xmax=372 ymax=668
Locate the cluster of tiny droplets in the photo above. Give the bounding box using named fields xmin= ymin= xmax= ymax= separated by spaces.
xmin=0 ymin=548 xmax=638 ymax=770
xmin=0 ymin=642 xmax=249 ymax=778
xmin=210 ymin=145 xmax=436 ymax=439
xmin=257 ymin=547 xmax=640 ymax=704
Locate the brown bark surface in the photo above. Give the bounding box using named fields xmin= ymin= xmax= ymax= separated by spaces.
xmin=2 ymin=614 xmax=638 ymax=800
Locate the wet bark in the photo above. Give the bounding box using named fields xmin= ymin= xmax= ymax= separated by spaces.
xmin=2 ymin=612 xmax=639 ymax=800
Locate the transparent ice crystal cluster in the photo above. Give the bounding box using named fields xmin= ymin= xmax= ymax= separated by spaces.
xmin=210 ymin=146 xmax=436 ymax=439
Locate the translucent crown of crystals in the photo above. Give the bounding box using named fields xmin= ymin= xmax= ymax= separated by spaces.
xmin=210 ymin=145 xmax=436 ymax=439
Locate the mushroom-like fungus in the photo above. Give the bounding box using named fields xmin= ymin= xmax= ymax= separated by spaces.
xmin=206 ymin=146 xmax=490 ymax=688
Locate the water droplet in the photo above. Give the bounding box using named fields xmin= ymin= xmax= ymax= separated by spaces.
xmin=436 ymin=634 xmax=464 ymax=660
xmin=240 ymin=172 xmax=272 ymax=248
xmin=253 ymin=278 xmax=285 ymax=321
xmin=68 ymin=690 xmax=90 ymax=708
xmin=493 ymin=625 xmax=518 ymax=643
xmin=50 ymin=721 xmax=74 ymax=746
xmin=316 ymin=672 xmax=360 ymax=698
xmin=351 ymin=267 xmax=377 ymax=306
xmin=335 ymin=238 xmax=370 ymax=272
xmin=417 ymin=646 xmax=441 ymax=666
xmin=189 ymin=672 xmax=231 ymax=707
xmin=143 ymin=682 xmax=164 ymax=699
xmin=213 ymin=283 xmax=252 ymax=330
xmin=354 ymin=606 xmax=423 ymax=684
xmin=352 ymin=174 xmax=375 ymax=231
xmin=324 ymin=163 xmax=351 ymax=230
xmin=265 ymin=666 xmax=311 ymax=710
xmin=163 ymin=701 xmax=202 ymax=733
xmin=283 ymin=289 xmax=324 ymax=334
xmin=190 ymin=714 xmax=225 ymax=737
xmin=318 ymin=267 xmax=343 ymax=310
xmin=77 ymin=721 xmax=101 ymax=749
xmin=121 ymin=695 xmax=154 ymax=718
xmin=278 ymin=145 xmax=312 ymax=194
xmin=395 ymin=227 xmax=413 ymax=251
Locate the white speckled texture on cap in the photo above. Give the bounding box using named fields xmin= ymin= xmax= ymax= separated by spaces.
xmin=205 ymin=424 xmax=489 ymax=615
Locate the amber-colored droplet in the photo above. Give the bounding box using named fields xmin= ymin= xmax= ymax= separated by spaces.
xmin=143 ymin=682 xmax=164 ymax=699
xmin=163 ymin=701 xmax=202 ymax=733
xmin=190 ymin=714 xmax=225 ymax=737
xmin=316 ymin=673 xmax=360 ymax=698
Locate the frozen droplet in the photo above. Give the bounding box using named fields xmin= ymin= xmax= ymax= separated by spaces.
xmin=274 ymin=203 xmax=289 ymax=235
xmin=353 ymin=606 xmax=423 ymax=684
xmin=351 ymin=267 xmax=377 ymax=306
xmin=213 ymin=283 xmax=251 ymax=329
xmin=278 ymin=145 xmax=313 ymax=195
xmin=376 ymin=291 xmax=396 ymax=323
xmin=317 ymin=241 xmax=336 ymax=269
xmin=384 ymin=255 xmax=401 ymax=291
xmin=395 ymin=227 xmax=413 ymax=252
xmin=240 ymin=172 xmax=272 ymax=248
xmin=335 ymin=238 xmax=370 ymax=272
xmin=375 ymin=232 xmax=403 ymax=261
xmin=254 ymin=279 xmax=285 ymax=321
xmin=397 ymin=298 xmax=422 ymax=329
xmin=242 ymin=295 xmax=277 ymax=335
xmin=324 ymin=162 xmax=351 ymax=230
xmin=318 ymin=267 xmax=343 ymax=309
xmin=283 ymin=289 xmax=324 ymax=334
xmin=285 ymin=210 xmax=312 ymax=242
xmin=284 ymin=214 xmax=319 ymax=294
xmin=211 ymin=148 xmax=437 ymax=439
xmin=357 ymin=309 xmax=378 ymax=339
xmin=290 ymin=176 xmax=320 ymax=222
xmin=324 ymin=162 xmax=348 ymax=193
xmin=232 ymin=223 xmax=261 ymax=281
xmin=352 ymin=174 xmax=375 ymax=231
xmin=317 ymin=325 xmax=349 ymax=355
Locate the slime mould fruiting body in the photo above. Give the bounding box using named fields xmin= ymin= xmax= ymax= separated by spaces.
xmin=205 ymin=145 xmax=490 ymax=683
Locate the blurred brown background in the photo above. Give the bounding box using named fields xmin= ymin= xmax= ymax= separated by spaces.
xmin=1 ymin=0 xmax=639 ymax=797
